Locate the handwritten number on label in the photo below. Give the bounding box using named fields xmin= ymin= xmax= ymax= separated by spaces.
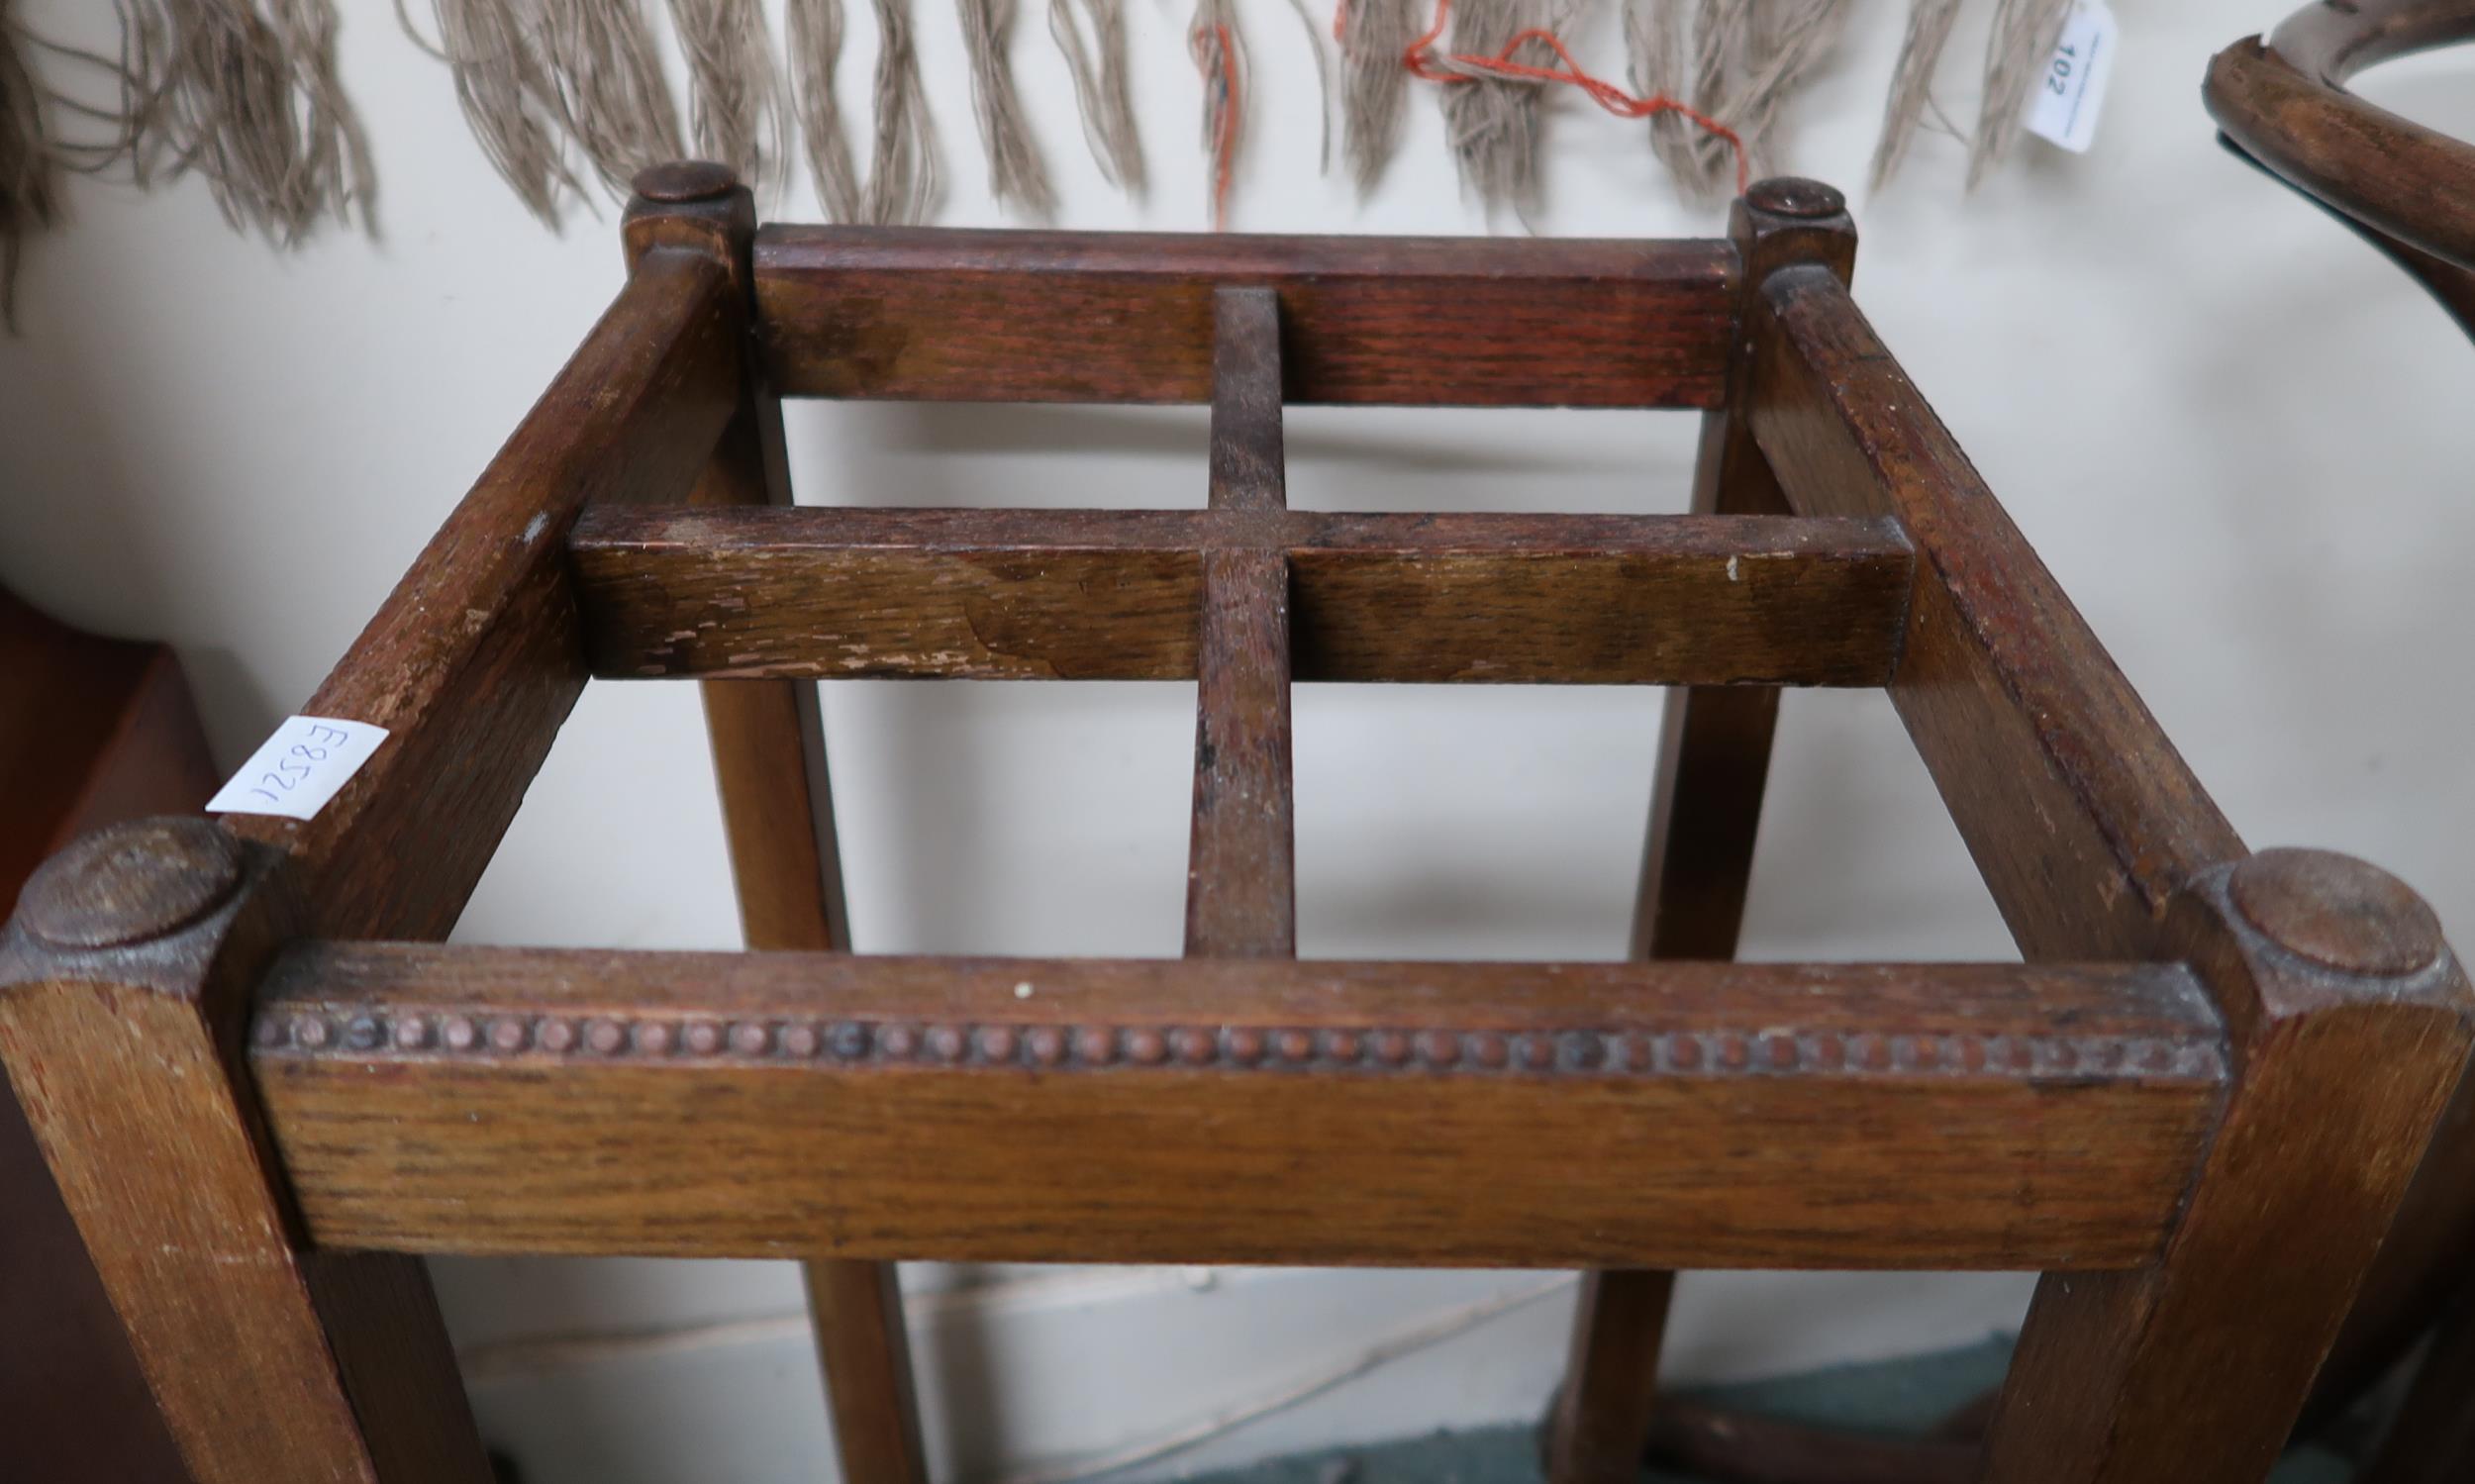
xmin=213 ymin=717 xmax=390 ymax=819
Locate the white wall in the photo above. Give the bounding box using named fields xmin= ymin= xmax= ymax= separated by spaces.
xmin=4 ymin=1 xmax=2472 ymax=1480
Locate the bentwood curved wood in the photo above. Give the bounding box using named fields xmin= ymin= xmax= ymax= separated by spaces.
xmin=2206 ymin=0 xmax=2475 ymax=339
xmin=2 ymin=166 xmax=2468 ymax=1484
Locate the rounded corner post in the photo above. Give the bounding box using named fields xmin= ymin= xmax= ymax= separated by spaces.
xmin=0 ymin=815 xmax=491 ymax=1484
xmin=1981 ymin=848 xmax=2472 ymax=1484
xmin=622 ymin=159 xmax=757 ymax=284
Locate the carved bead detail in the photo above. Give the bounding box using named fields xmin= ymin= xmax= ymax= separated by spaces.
xmin=251 ymin=1008 xmax=2227 ymax=1089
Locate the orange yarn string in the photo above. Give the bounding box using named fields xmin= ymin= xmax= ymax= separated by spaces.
xmin=1192 ymin=21 xmax=1242 ymax=229
xmin=1379 ymin=0 xmax=1750 ymax=195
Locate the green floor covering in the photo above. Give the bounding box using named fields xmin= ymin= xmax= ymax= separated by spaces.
xmin=1177 ymin=1337 xmax=2358 ymax=1484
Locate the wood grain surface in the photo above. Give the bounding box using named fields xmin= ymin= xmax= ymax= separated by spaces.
xmin=250 ymin=946 xmax=2224 ymax=1270
xmin=754 ymin=228 xmax=1735 ymax=406
xmin=568 ymin=506 xmax=1913 ymax=686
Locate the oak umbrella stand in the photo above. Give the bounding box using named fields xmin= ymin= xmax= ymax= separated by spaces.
xmin=2 ymin=166 xmax=2467 ymax=1484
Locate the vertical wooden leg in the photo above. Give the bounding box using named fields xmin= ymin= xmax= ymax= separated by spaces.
xmin=703 ymin=661 xmax=927 ymax=1484
xmin=1547 ymin=1270 xmax=1678 ymax=1483
xmin=698 ymin=424 xmax=928 ymax=1484
xmin=624 ymin=167 xmax=932 ymax=1484
xmin=0 ymin=820 xmax=491 ymax=1484
xmin=807 ymin=1258 xmax=935 ymax=1484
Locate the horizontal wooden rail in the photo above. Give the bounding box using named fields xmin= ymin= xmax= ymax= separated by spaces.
xmin=222 ymin=250 xmax=743 ymax=940
xmin=752 ymin=228 xmax=1736 ymax=406
xmin=1746 ymin=265 xmax=2244 ymax=960
xmin=567 ymin=507 xmax=1913 ymax=685
xmin=252 ymin=947 xmax=2225 ymax=1270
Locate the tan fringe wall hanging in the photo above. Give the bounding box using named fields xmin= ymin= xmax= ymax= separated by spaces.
xmin=665 ymin=0 xmax=788 ymax=191
xmin=1 ymin=0 xmax=55 ymax=328
xmin=115 ymin=0 xmax=374 ymax=243
xmin=1337 ymin=0 xmax=1418 ymax=191
xmin=1 ymin=0 xmax=2115 ymax=280
xmin=1434 ymin=0 xmax=1582 ymax=218
xmin=1050 ymin=0 xmax=1143 ymax=194
xmin=536 ymin=0 xmax=685 ymax=196
xmin=1624 ymin=0 xmax=1701 ymax=189
xmin=1187 ymin=0 xmax=1243 ymax=226
xmin=959 ymin=0 xmax=1054 ymax=214
xmin=1647 ymin=0 xmax=1844 ymax=199
xmin=786 ymin=0 xmax=939 ymax=223
xmin=1968 ymin=0 xmax=2068 ymax=185
xmin=1870 ymin=0 xmax=1963 ymax=188
xmin=401 ymin=0 xmax=575 ymax=224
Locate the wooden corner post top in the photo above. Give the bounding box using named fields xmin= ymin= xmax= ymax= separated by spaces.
xmin=622 ymin=160 xmax=756 ymax=277
xmin=1734 ymin=176 xmax=1856 ymax=288
xmin=16 ymin=817 xmax=246 ymax=951
xmin=2228 ymin=848 xmax=2448 ymax=981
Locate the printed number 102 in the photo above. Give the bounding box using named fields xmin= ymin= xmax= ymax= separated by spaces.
xmin=2046 ymin=43 xmax=2079 ymax=96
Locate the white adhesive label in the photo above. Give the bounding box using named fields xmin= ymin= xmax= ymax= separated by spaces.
xmin=2026 ymin=1 xmax=2118 ymax=154
xmin=206 ymin=717 xmax=389 ymax=821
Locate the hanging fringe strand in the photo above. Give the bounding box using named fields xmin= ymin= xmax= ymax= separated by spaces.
xmin=400 ymin=0 xmax=573 ymax=224
xmin=1719 ymin=0 xmax=1846 ymax=180
xmin=1429 ymin=0 xmax=1576 ymax=216
xmin=538 ymin=0 xmax=684 ymax=196
xmin=1188 ymin=0 xmax=1241 ymax=227
xmin=1049 ymin=0 xmax=1143 ymax=194
xmin=1336 ymin=0 xmax=1416 ymax=191
xmin=1968 ymin=0 xmax=2066 ymax=187
xmin=119 ymin=0 xmax=375 ymax=244
xmin=1 ymin=0 xmax=58 ymax=329
xmin=959 ymin=0 xmax=1054 ymax=214
xmin=785 ymin=0 xmax=862 ymax=218
xmin=1870 ymin=0 xmax=1961 ymax=189
xmin=1403 ymin=0 xmax=1746 ymax=199
xmin=1622 ymin=0 xmax=1699 ymax=190
xmin=665 ymin=0 xmax=788 ymax=191
xmin=787 ymin=0 xmax=938 ymax=223
xmin=863 ymin=0 xmax=938 ymax=222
